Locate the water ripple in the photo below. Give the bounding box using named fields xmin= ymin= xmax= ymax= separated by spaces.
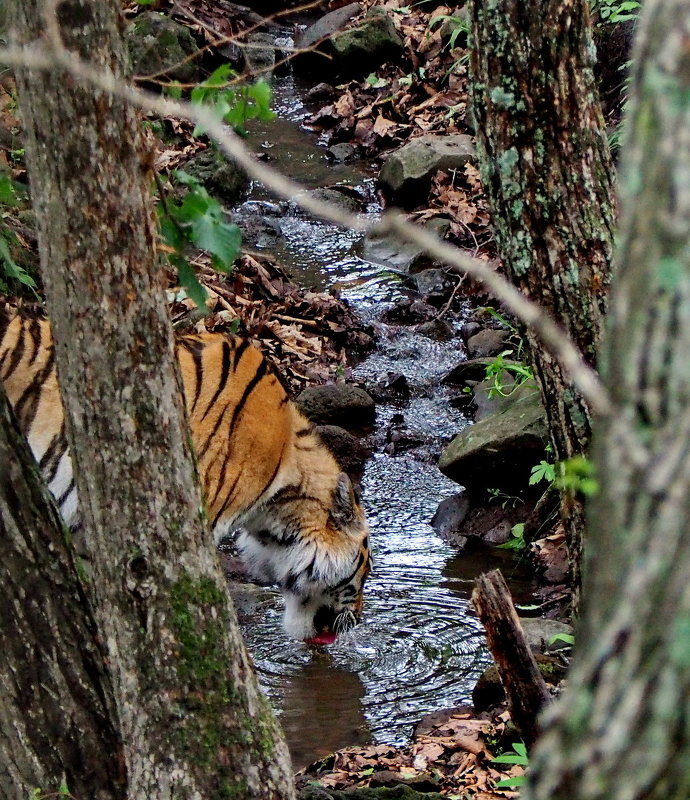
xmin=238 ymin=456 xmax=493 ymax=766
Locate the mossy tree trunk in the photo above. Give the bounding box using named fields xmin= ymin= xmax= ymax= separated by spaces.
xmin=525 ymin=2 xmax=690 ymax=797
xmin=9 ymin=2 xmax=294 ymax=798
xmin=469 ymin=0 xmax=616 ymax=599
xmin=0 ymin=385 xmax=125 ymax=800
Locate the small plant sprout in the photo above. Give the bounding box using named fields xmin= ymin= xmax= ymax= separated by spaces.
xmin=529 ymin=459 xmax=556 ymax=487
xmin=365 ymin=72 xmax=389 ymax=89
xmin=590 ymin=0 xmax=641 ymax=24
xmin=485 ymin=350 xmax=534 ymax=397
xmin=492 ymin=741 xmax=529 ymax=788
xmin=190 ymin=64 xmax=275 ymax=137
xmin=498 ymin=522 xmax=527 ymax=551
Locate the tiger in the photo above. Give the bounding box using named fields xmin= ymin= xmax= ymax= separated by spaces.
xmin=0 ymin=311 xmax=371 ymax=645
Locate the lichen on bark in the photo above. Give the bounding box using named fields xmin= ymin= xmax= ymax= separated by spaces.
xmin=469 ymin=0 xmax=616 ymax=598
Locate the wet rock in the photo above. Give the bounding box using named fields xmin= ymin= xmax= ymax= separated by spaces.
xmin=471 ymin=665 xmax=504 ymax=713
xmin=379 ymin=134 xmax=475 ymax=207
xmin=366 ymin=372 xmax=410 ymax=403
xmin=360 ymin=231 xmax=428 ymax=274
xmin=330 ymin=7 xmax=405 ymax=77
xmin=415 ymin=268 xmax=449 ymax=302
xmin=384 ymin=413 xmax=429 ymax=455
xmin=294 ymin=3 xmax=362 ymax=71
xmin=430 ymin=493 xmax=471 ymax=540
xmin=379 ymin=298 xmax=436 ymax=325
xmin=244 ymin=32 xmax=276 ymax=76
xmin=460 ymin=321 xmax=481 ymax=345
xmin=328 ymin=142 xmax=358 ymax=162
xmin=306 ymin=82 xmax=337 ymax=103
xmin=126 ymin=12 xmax=200 ymax=84
xmin=298 ymin=786 xmax=446 ymax=800
xmin=360 ymin=217 xmax=449 ymax=274
xmin=315 ymin=424 xmax=370 ymax=476
xmin=415 ymin=318 xmax=454 ymax=341
xmin=466 ymin=328 xmax=512 ymax=358
xmin=438 ymin=388 xmax=548 ymax=491
xmin=448 ymin=391 xmax=476 ymax=412
xmin=303 ymin=186 xmax=365 ymax=214
xmin=183 ymin=148 xmax=248 ymax=204
xmin=296 ymin=384 xmax=376 ymax=428
xmin=473 ymin=378 xmax=539 ymax=423
xmin=413 ymin=706 xmax=475 ymax=738
xmin=442 ymin=357 xmax=499 ymax=385
xmin=436 ymin=499 xmax=533 ymax=550
xmin=520 ymin=618 xmax=574 ymax=654
xmin=233 ymin=209 xmax=282 ymax=249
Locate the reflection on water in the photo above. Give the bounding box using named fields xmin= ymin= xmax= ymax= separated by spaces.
xmin=280 ymin=657 xmax=371 ymax=770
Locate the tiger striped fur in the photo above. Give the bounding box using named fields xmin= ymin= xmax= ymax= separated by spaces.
xmin=0 ymin=312 xmax=371 ymax=644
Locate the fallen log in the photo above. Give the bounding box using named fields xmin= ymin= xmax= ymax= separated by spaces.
xmin=472 ymin=569 xmax=552 ymax=747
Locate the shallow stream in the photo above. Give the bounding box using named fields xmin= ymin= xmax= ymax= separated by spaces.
xmin=235 ymin=76 xmax=530 ymax=769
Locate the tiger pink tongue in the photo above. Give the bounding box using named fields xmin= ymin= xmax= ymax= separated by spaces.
xmin=304 ymin=631 xmax=337 ymax=646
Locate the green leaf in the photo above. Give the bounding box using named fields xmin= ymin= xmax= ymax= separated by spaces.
xmin=248 ymin=80 xmax=276 ymax=121
xmin=365 ymin=72 xmax=389 ymax=88
xmin=195 ymin=219 xmax=242 ymax=272
xmin=548 ymin=632 xmax=575 ymax=646
xmin=495 ymin=775 xmax=527 ymax=788
xmin=191 ymin=64 xmax=235 ymax=104
xmin=0 ymin=234 xmax=35 ymax=288
xmin=492 ymin=753 xmax=527 ymax=764
xmin=164 ymin=83 xmax=183 ymax=99
xmin=529 ymin=460 xmax=556 ymax=486
xmin=175 ymin=257 xmax=208 ymax=310
xmin=0 ymin=172 xmax=20 ymax=206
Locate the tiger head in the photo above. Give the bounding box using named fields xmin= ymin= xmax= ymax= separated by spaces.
xmin=236 ymin=467 xmax=371 ymax=645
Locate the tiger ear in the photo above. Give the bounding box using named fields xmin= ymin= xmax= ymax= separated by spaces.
xmin=331 ymin=473 xmax=357 ymax=527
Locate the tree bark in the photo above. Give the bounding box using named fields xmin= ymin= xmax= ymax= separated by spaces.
xmin=0 ymin=385 xmax=125 ymax=800
xmin=524 ymin=2 xmax=690 ymax=798
xmin=9 ymin=3 xmax=294 ymax=798
xmin=469 ymin=0 xmax=616 ymax=600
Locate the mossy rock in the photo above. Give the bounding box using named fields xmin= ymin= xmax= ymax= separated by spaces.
xmin=331 ymin=7 xmax=404 ymax=68
xmin=183 ymin=149 xmax=248 ymax=204
xmin=126 ymin=12 xmax=200 ymax=84
xmin=438 ymin=385 xmax=547 ymax=491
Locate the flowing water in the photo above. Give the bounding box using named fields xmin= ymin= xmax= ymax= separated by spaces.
xmin=234 ymin=75 xmax=532 ymax=769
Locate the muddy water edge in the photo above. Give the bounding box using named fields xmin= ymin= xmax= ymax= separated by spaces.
xmin=231 ymin=75 xmax=532 ymax=771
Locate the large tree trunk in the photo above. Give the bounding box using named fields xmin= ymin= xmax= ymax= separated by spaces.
xmin=0 ymin=385 xmax=125 ymax=800
xmin=525 ymin=1 xmax=690 ymax=797
xmin=469 ymin=0 xmax=616 ymax=599
xmin=9 ymin=3 xmax=294 ymax=798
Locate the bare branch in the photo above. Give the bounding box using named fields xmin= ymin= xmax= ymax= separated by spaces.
xmin=0 ymin=39 xmax=612 ymax=417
